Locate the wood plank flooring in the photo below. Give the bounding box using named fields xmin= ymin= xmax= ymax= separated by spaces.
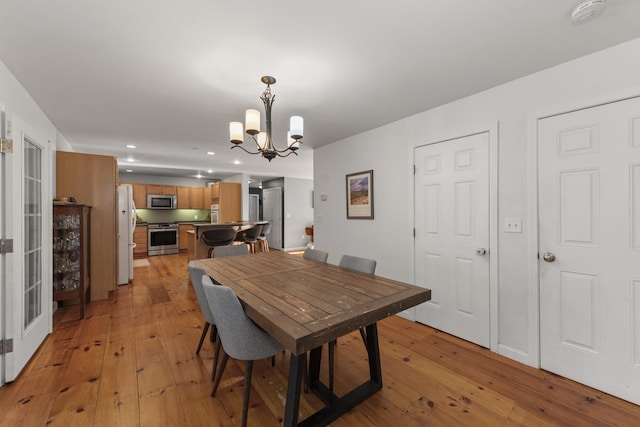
xmin=1 ymin=252 xmax=639 ymax=426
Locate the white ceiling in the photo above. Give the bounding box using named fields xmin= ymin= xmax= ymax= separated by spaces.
xmin=2 ymin=0 xmax=640 ymax=184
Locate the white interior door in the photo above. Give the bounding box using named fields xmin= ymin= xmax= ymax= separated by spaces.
xmin=0 ymin=107 xmax=8 ymax=386
xmin=538 ymin=96 xmax=640 ymax=404
xmin=263 ymin=187 xmax=282 ymax=250
xmin=2 ymin=112 xmax=51 ymax=383
xmin=414 ymin=132 xmax=491 ymax=347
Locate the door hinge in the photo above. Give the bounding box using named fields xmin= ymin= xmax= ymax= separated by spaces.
xmin=0 ymin=238 xmax=14 ymax=254
xmin=412 ymin=165 xmax=416 ymax=174
xmin=413 ymin=228 xmax=416 ymax=237
xmin=0 ymin=339 xmax=13 ymax=355
xmin=0 ymin=138 xmax=13 ymax=154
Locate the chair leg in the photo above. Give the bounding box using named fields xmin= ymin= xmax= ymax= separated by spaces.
xmin=211 ymin=352 xmax=229 ymax=397
xmin=328 ymin=339 xmax=336 ymax=392
xmin=211 ymin=334 xmax=222 ymax=381
xmin=241 ymin=360 xmax=254 ymax=427
xmin=196 ymin=322 xmax=210 ymax=355
xmin=210 ymin=324 xmax=217 ymax=342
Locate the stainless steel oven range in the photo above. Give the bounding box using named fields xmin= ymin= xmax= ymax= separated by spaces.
xmin=148 ymin=223 xmax=179 ymax=256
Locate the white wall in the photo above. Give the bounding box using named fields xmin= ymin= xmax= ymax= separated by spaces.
xmin=283 ymin=177 xmax=314 ymax=250
xmin=314 ymin=37 xmax=640 ymax=364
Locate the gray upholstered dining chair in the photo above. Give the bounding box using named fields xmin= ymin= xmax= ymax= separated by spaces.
xmin=211 ymin=243 xmax=250 ymax=258
xmin=188 ymin=261 xmax=221 ymax=381
xmin=326 ymin=254 xmax=378 ymax=391
xmin=303 ymin=247 xmax=329 ymax=263
xmin=202 ymin=277 xmax=284 ymax=427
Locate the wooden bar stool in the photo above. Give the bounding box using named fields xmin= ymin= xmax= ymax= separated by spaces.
xmin=256 ymin=222 xmax=271 ymax=252
xmin=240 ymin=224 xmax=263 ymax=253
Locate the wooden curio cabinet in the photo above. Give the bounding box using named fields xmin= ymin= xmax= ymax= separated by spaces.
xmin=53 ymin=204 xmax=91 ymax=319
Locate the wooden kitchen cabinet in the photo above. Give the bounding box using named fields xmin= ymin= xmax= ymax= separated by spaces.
xmin=178 ymin=224 xmax=193 ymax=251
xmin=53 ymin=204 xmax=91 ymax=319
xmin=57 ymin=151 xmax=117 ymax=302
xmin=132 ymin=183 xmax=146 ymax=209
xmin=133 ymin=225 xmax=148 ymax=258
xmin=190 ymin=187 xmax=206 ymax=209
xmin=146 ymin=184 xmax=177 ymax=195
xmin=211 ymin=182 xmax=241 ymax=223
xmin=177 ymin=186 xmax=191 ymax=209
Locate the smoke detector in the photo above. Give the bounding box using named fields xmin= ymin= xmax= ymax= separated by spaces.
xmin=571 ymin=0 xmax=607 ymax=23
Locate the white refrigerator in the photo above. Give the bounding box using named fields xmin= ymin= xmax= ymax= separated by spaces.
xmin=117 ymin=184 xmax=136 ymax=285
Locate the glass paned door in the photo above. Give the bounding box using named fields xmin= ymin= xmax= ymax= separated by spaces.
xmin=24 ymin=138 xmax=42 ymax=328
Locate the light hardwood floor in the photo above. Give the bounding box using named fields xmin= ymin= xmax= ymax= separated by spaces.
xmin=1 ymin=253 xmax=639 ymax=426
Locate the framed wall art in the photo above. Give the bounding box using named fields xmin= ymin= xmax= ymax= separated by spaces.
xmin=346 ymin=170 xmax=374 ymax=219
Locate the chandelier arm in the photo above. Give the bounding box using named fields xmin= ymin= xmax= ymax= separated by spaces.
xmin=231 ymin=144 xmax=262 ymax=156
xmin=274 ymin=150 xmax=299 ymax=158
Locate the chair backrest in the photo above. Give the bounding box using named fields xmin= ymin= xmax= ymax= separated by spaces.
xmin=201 ymin=228 xmax=236 ymax=247
xmin=339 ymin=254 xmax=377 ymax=274
xmin=303 ymin=248 xmax=328 ymax=263
xmin=213 ymin=243 xmax=250 ymax=258
xmin=242 ymin=224 xmax=263 ymax=242
xmin=202 ymin=278 xmax=283 ymax=360
xmin=258 ymin=222 xmax=271 ymax=238
xmin=188 ymin=261 xmax=215 ymax=324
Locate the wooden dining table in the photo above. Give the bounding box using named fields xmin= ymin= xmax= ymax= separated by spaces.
xmin=192 ymin=251 xmax=431 ymax=426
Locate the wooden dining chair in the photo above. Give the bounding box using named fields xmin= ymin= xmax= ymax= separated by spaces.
xmin=326 ymin=254 xmax=378 ymax=391
xmin=202 ymin=278 xmax=284 ymax=427
xmin=188 ymin=262 xmax=221 ymax=381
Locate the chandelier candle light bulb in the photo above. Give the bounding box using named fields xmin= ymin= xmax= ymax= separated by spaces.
xmin=229 ymin=75 xmax=304 ymax=161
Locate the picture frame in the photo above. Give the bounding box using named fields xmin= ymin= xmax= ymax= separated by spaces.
xmin=346 ymin=170 xmax=374 ymax=219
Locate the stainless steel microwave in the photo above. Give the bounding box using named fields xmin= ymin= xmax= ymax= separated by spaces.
xmin=147 ymin=194 xmax=177 ymax=209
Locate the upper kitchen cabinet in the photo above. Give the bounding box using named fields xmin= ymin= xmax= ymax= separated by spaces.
xmin=177 ymin=186 xmax=191 ymax=209
xmin=191 ymin=187 xmax=206 ymax=209
xmin=146 ymin=184 xmax=177 ymax=195
xmin=56 ymin=151 xmax=117 ymax=302
xmin=132 ymin=183 xmax=146 ymax=209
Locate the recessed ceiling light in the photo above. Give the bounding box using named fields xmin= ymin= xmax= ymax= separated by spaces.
xmin=196 ymin=173 xmax=203 ymax=178
xmin=125 ymin=144 xmax=136 ymax=149
xmin=206 ymin=151 xmax=215 ymax=156
xmin=233 ymin=160 xmax=241 ymax=165
xmin=126 ymin=169 xmax=133 ymax=173
xmin=207 ymin=169 xmax=213 ymax=173
xmin=571 ymin=0 xmax=607 ymax=23
xmin=126 ymin=157 xmax=135 ymax=162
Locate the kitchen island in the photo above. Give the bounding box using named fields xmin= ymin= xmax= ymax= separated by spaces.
xmin=187 ymin=221 xmax=269 ymax=260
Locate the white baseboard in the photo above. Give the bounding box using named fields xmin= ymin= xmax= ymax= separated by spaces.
xmin=497 ymin=343 xmax=531 ymax=366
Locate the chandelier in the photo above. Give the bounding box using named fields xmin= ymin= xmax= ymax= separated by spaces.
xmin=229 ymin=76 xmax=303 ymax=161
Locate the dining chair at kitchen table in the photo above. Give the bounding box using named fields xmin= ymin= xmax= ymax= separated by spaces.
xmin=303 ymin=247 xmax=328 ymax=263
xmin=203 ymin=278 xmax=284 ymax=427
xmin=212 ymin=243 xmax=250 ymax=258
xmin=324 ymin=254 xmax=378 ymax=391
xmin=188 ymin=262 xmax=221 ymax=381
xmin=201 ymin=228 xmax=236 ymax=257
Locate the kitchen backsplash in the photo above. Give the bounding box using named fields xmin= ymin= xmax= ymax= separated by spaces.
xmin=136 ymin=209 xmax=210 ymax=224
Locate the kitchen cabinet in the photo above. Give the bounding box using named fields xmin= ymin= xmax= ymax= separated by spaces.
xmin=134 ymin=225 xmax=148 ymax=257
xmin=132 ymin=183 xmax=146 ymax=208
xmin=178 ymin=224 xmax=194 ymax=251
xmin=53 ymin=204 xmax=91 ymax=319
xmin=177 ymin=186 xmax=191 ymax=209
xmin=191 ymin=187 xmax=206 ymax=209
xmin=146 ymin=184 xmax=177 ymax=195
xmin=211 ymin=182 xmax=242 ymax=223
xmin=57 ymin=151 xmax=117 ymax=302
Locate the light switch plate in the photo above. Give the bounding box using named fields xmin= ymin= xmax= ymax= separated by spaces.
xmin=505 ymin=218 xmax=522 ymax=233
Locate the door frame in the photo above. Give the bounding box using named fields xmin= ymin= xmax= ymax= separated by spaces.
xmin=412 ymin=122 xmax=499 ymax=352
xmin=526 ymin=86 xmax=640 ymax=368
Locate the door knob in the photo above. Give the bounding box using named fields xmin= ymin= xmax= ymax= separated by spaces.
xmin=542 ymin=252 xmax=556 ymax=262
xmin=475 ymin=248 xmax=487 ymax=256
